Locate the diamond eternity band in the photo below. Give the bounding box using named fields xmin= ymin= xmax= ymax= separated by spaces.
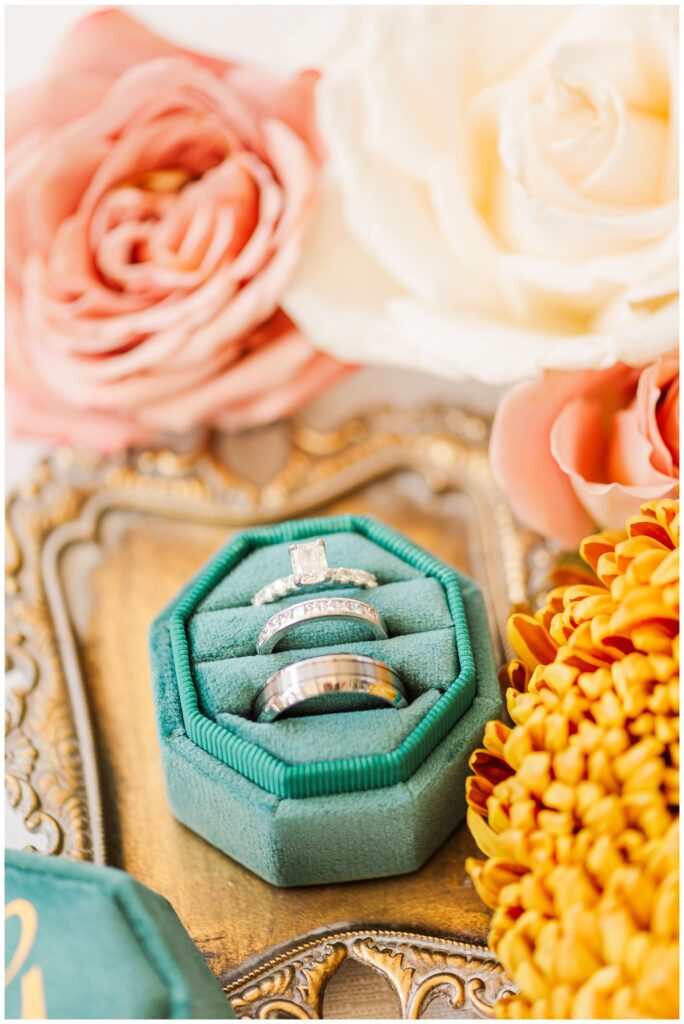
xmin=256 ymin=597 xmax=388 ymax=655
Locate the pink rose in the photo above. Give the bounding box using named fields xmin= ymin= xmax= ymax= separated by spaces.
xmin=491 ymin=356 xmax=680 ymax=548
xmin=6 ymin=9 xmax=349 ymax=451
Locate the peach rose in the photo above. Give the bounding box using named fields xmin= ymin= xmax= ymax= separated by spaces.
xmin=490 ymin=356 xmax=679 ymax=548
xmin=6 ymin=10 xmax=348 ymax=451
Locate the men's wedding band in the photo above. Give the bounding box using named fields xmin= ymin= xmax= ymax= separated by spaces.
xmin=253 ymin=654 xmax=408 ymax=722
xmin=251 ymin=538 xmax=378 ymax=606
xmin=256 ymin=597 xmax=388 ymax=655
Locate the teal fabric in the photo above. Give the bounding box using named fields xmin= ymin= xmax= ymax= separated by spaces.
xmin=213 ymin=690 xmax=442 ymax=765
xmin=161 ymin=515 xmax=478 ymax=799
xmin=189 ymin=564 xmax=456 ymax=763
xmin=150 ymin=535 xmax=502 ymax=885
xmin=191 ymin=575 xmax=451 ymax=658
xmin=4 ymin=851 xmax=233 ymax=1019
xmin=195 ymin=532 xmax=421 ymax=612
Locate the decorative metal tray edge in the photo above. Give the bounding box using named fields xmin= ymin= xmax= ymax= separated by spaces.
xmin=224 ymin=927 xmax=516 ymax=1018
xmin=6 ymin=406 xmax=533 ymax=1018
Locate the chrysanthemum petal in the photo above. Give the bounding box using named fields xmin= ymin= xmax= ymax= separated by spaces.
xmin=466 ymin=499 xmax=679 ymax=1019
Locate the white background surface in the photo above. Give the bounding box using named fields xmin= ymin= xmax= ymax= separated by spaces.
xmin=4 ymin=3 xmax=499 ymax=493
xmin=5 ymin=4 xmax=346 ymax=88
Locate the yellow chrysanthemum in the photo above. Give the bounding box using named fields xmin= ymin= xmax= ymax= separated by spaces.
xmin=467 ymin=499 xmax=679 ymax=1019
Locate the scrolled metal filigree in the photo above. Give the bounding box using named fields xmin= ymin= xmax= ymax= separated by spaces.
xmin=5 ymin=406 xmax=532 ymax=1017
xmin=226 ymin=929 xmax=516 ymax=1018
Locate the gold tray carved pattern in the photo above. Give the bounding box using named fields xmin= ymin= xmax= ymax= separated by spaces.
xmin=228 ymin=930 xmax=510 ymax=1018
xmin=6 ymin=407 xmax=532 ymax=1018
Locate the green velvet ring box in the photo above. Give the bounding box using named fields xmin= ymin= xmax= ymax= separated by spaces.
xmin=5 ymin=850 xmax=233 ymax=1019
xmin=150 ymin=515 xmax=501 ymax=887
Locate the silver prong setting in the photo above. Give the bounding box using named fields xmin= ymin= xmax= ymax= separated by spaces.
xmin=251 ymin=538 xmax=378 ymax=606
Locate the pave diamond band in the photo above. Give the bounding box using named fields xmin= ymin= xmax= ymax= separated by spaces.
xmin=252 ymin=568 xmax=378 ymax=606
xmin=256 ymin=597 xmax=388 ymax=655
xmin=253 ymin=654 xmax=407 ymax=722
xmin=251 ymin=539 xmax=378 ymax=606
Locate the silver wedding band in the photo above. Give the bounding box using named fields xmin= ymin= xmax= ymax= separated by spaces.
xmin=256 ymin=596 xmax=388 ymax=655
xmin=251 ymin=538 xmax=378 ymax=606
xmin=253 ymin=654 xmax=408 ymax=722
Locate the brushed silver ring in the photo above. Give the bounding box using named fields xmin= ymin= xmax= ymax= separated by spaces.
xmin=251 ymin=538 xmax=378 ymax=606
xmin=256 ymin=597 xmax=388 ymax=655
xmin=253 ymin=654 xmax=408 ymax=722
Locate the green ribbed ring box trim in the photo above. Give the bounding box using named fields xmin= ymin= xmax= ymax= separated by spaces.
xmin=169 ymin=515 xmax=476 ymax=799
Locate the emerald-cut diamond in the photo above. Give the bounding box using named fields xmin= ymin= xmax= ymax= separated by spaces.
xmin=289 ymin=540 xmax=329 ymax=586
xmin=252 ymin=537 xmax=378 ymax=605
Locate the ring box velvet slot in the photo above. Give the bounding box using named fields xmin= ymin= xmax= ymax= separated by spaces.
xmin=150 ymin=515 xmax=502 ymax=886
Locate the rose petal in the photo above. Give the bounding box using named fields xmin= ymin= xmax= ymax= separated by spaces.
xmin=216 ymin=355 xmax=353 ymax=432
xmin=635 ymin=357 xmax=680 ymax=476
xmin=283 ymin=6 xmax=678 ymax=385
xmin=5 ymin=11 xmax=341 ymax=451
xmin=490 ymin=371 xmax=613 ymax=547
xmin=552 ymin=395 xmax=679 ymax=531
xmin=569 ymin=475 xmax=679 ymax=535
xmin=226 ymin=65 xmax=321 ymax=152
xmin=51 ymin=8 xmax=232 ymax=80
xmin=5 ymin=72 xmax=114 ymax=149
xmin=6 ymin=368 xmax=154 ymax=451
xmin=657 ymin=377 xmax=679 ymax=465
xmin=137 ymin=327 xmax=319 ymax=432
xmin=316 ymin=41 xmax=464 ymax=305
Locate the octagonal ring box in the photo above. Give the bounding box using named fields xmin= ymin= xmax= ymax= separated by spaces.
xmin=5 ymin=850 xmax=234 ymax=1019
xmin=150 ymin=515 xmax=501 ymax=887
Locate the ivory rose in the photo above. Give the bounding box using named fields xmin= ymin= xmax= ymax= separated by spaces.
xmin=6 ymin=10 xmax=348 ymax=451
xmin=490 ymin=356 xmax=679 ymax=548
xmin=284 ymin=6 xmax=678 ymax=382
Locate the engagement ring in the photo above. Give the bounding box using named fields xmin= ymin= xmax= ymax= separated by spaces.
xmin=251 ymin=538 xmax=378 ymax=606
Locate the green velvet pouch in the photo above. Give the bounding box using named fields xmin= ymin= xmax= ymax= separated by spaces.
xmin=4 ymin=851 xmax=233 ymax=1019
xmin=150 ymin=515 xmax=502 ymax=886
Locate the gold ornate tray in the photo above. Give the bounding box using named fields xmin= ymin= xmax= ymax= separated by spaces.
xmin=6 ymin=406 xmax=533 ymax=1018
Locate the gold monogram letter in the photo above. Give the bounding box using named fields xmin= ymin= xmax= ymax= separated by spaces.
xmin=5 ymin=899 xmax=47 ymax=1019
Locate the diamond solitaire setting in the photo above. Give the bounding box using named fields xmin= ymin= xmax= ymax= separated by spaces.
xmin=251 ymin=538 xmax=378 ymax=606
xmin=256 ymin=597 xmax=388 ymax=655
xmin=290 ymin=539 xmax=328 ymax=586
